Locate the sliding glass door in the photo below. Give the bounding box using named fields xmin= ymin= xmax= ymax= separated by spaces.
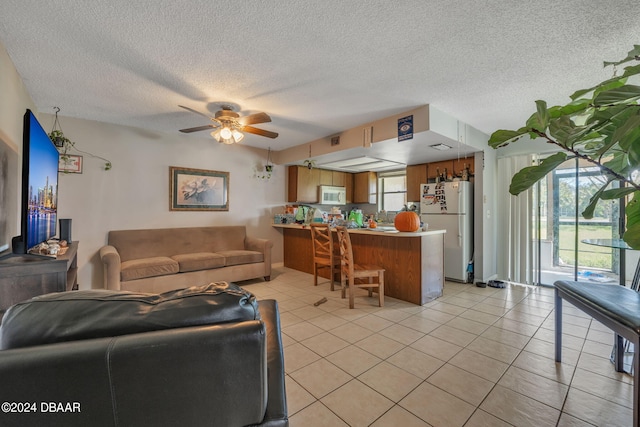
xmin=532 ymin=157 xmax=622 ymax=286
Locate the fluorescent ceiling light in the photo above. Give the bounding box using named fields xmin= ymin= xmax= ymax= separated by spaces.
xmin=430 ymin=143 xmax=452 ymax=150
xmin=318 ymin=156 xmax=405 ymax=172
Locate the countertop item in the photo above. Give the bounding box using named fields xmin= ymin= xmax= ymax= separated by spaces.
xmin=272 ymin=223 xmax=445 ymax=237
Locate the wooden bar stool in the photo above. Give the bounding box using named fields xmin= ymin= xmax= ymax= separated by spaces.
xmin=310 ymin=223 xmax=340 ymax=290
xmin=335 ymin=226 xmax=385 ymax=309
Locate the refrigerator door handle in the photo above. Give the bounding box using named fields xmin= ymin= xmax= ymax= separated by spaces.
xmin=458 ymin=213 xmax=463 ymax=247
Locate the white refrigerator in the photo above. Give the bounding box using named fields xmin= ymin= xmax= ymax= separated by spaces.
xmin=420 ymin=181 xmax=473 ymax=282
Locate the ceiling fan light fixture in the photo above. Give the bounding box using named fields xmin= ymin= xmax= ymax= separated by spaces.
xmin=220 ymin=126 xmax=233 ymax=139
xmin=231 ymin=129 xmax=244 ymax=143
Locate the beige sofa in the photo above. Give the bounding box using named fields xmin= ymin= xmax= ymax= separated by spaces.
xmin=99 ymin=226 xmax=272 ymax=293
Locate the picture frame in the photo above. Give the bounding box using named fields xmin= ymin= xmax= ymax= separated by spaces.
xmin=169 ymin=166 xmax=229 ymax=211
xmin=58 ymin=154 xmax=83 ymax=174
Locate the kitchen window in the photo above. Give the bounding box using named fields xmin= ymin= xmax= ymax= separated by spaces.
xmin=378 ymin=171 xmax=406 ymax=212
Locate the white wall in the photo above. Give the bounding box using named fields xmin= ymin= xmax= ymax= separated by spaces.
xmin=38 ymin=114 xmax=286 ymax=289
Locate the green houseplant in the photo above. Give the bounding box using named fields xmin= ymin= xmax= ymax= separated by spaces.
xmin=489 ymin=45 xmax=640 ymax=248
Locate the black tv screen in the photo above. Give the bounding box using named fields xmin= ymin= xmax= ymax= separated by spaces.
xmin=20 ymin=110 xmax=59 ymax=252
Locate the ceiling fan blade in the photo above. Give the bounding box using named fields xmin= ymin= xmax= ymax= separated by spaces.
xmin=179 ymin=124 xmax=217 ymax=133
xmin=178 ymin=105 xmax=213 ymax=120
xmin=237 ymin=112 xmax=272 ymax=126
xmin=242 ymin=125 xmax=279 ymax=139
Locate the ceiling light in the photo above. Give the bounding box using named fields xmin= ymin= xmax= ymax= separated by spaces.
xmin=430 ymin=143 xmax=452 ymax=151
xmin=211 ymin=126 xmax=244 ymax=144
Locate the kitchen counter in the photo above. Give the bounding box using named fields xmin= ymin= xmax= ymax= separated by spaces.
xmin=272 ymin=223 xmax=445 ymax=237
xmin=273 ymin=223 xmax=445 ymax=305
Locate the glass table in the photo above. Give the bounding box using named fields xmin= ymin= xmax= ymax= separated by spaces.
xmin=582 ymin=238 xmax=639 ymax=373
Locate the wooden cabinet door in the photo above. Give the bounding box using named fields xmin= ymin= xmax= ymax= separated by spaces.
xmin=319 ymin=169 xmax=333 ymax=186
xmin=332 ymin=171 xmax=346 ymax=187
xmin=344 ymin=173 xmax=354 ymax=203
xmin=353 ymin=172 xmax=376 ymax=204
xmin=288 ymin=166 xmax=319 ymax=203
xmin=426 ymin=160 xmax=454 ymax=181
xmin=406 ymin=164 xmax=428 ymax=202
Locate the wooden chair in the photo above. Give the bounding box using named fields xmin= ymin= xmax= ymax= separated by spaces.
xmin=310 ymin=223 xmax=340 ymax=290
xmin=335 ymin=226 xmax=385 ymax=309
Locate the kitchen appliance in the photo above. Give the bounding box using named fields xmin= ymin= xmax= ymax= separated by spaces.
xmin=318 ymin=185 xmax=346 ymax=205
xmin=420 ymin=181 xmax=473 ymax=282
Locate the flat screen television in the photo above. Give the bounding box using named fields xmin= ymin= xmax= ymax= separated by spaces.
xmin=18 ymin=109 xmax=59 ymax=253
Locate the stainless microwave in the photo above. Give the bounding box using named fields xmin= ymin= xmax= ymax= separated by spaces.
xmin=318 ymin=185 xmax=346 ymax=205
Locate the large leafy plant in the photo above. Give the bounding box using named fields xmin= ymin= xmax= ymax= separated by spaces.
xmin=489 ymin=45 xmax=640 ymax=248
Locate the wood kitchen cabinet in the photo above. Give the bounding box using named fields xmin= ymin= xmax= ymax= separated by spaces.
xmin=319 ymin=169 xmax=333 ymax=186
xmin=452 ymin=157 xmax=475 ymax=178
xmin=288 ymin=165 xmax=320 ymax=203
xmin=331 ymin=171 xmax=346 ymax=187
xmin=353 ymin=171 xmax=376 ymax=204
xmin=426 ymin=160 xmax=454 ymax=181
xmin=406 ymin=163 xmax=428 ymax=202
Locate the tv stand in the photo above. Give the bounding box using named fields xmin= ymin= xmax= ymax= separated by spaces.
xmin=0 ymin=241 xmax=79 ymax=320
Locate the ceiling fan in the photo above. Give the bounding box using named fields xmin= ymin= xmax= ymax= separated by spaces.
xmin=178 ymin=105 xmax=278 ymax=144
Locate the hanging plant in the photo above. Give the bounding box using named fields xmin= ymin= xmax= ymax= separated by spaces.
xmin=303 ymin=144 xmax=316 ymax=170
xmin=49 ymin=107 xmax=112 ymax=171
xmin=254 ymin=147 xmax=274 ymax=180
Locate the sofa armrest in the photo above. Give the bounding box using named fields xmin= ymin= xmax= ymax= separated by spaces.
xmin=246 ymin=237 xmax=273 ymax=280
xmin=99 ymin=245 xmax=121 ymax=290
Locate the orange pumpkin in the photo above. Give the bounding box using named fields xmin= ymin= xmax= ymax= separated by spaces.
xmin=394 ymin=211 xmax=420 ymax=232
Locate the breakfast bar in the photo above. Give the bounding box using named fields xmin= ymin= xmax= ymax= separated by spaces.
xmin=273 ymin=224 xmax=445 ymax=305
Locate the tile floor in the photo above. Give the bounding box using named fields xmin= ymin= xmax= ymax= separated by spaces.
xmin=241 ymin=266 xmax=634 ymax=427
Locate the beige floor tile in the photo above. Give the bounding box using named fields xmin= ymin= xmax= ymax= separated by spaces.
xmin=428 ymin=324 xmax=478 ymax=347
xmin=288 ymin=401 xmax=349 ymax=427
xmin=398 ymin=315 xmax=442 ymax=334
xmin=493 ymin=317 xmax=541 ymax=336
xmin=446 ymin=316 xmax=491 ymax=335
xmin=556 ymin=412 xmax=597 ymax=427
xmin=410 ymin=334 xmax=463 ymax=361
xmin=480 ymin=325 xmax=531 ymax=349
xmin=448 ymin=348 xmax=509 ymax=382
xmin=563 ymin=387 xmax=632 ymax=427
xmin=307 ymin=312 xmax=349 ymax=330
xmin=586 ymin=328 xmax=615 ymax=345
xmin=285 ymin=375 xmax=317 ymax=415
xmin=466 ymin=336 xmax=521 ymax=364
xmin=414 ymin=307 xmax=457 ymax=323
xmin=352 ymin=313 xmax=395 ymax=332
xmin=498 ymin=366 xmax=568 ymax=410
xmin=439 ymin=295 xmax=478 ymax=309
xmin=458 ymin=308 xmax=501 ymax=325
xmin=576 ymin=351 xmax=632 ymax=384
xmin=464 ymin=409 xmax=513 ymax=427
xmin=329 ymin=321 xmax=375 ymax=343
xmin=332 ymin=307 xmax=371 ymax=321
xmin=373 ymin=307 xmax=414 ymax=323
xmin=400 ymin=382 xmax=475 ymax=427
xmin=533 ymin=327 xmax=586 ymax=351
xmin=386 ymin=346 xmax=445 ymax=379
xmin=455 ymin=291 xmax=489 ymax=302
xmin=301 ymin=331 xmax=350 ymax=357
xmin=355 ymin=333 xmax=405 ymax=359
xmin=512 ymin=350 xmax=575 ymax=385
xmin=480 ymin=385 xmax=560 ymax=427
xmin=525 ymin=337 xmax=581 ymax=366
xmin=378 ymin=323 xmax=425 ymax=345
xmin=470 ymin=302 xmax=509 ymax=317
xmin=289 ymin=359 xmax=352 ymax=399
xmin=279 ymin=311 xmax=305 ymax=328
xmin=321 ymin=379 xmax=394 ymax=427
xmin=283 ymin=321 xmax=325 ymax=342
xmin=370 ymin=405 xmax=432 ymax=427
xmin=284 ymin=342 xmax=322 ymax=373
xmin=358 ymin=361 xmax=422 ymax=402
xmin=326 ymin=345 xmax=382 ymax=377
xmin=428 ymin=301 xmax=468 ymax=315
xmin=571 ymin=368 xmax=633 ymax=409
xmin=581 ymin=338 xmax=615 ymax=359
xmin=427 ymin=363 xmax=494 ymax=406
xmin=281 ymin=331 xmax=296 ymax=347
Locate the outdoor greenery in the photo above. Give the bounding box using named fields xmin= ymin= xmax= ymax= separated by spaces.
xmin=489 ymin=45 xmax=640 ymax=248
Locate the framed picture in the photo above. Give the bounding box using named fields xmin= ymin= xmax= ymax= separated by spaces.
xmin=59 ymin=155 xmax=83 ymax=174
xmin=169 ymin=166 xmax=229 ymax=211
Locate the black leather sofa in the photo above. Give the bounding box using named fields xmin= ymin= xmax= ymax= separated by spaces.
xmin=0 ymin=282 xmax=288 ymax=427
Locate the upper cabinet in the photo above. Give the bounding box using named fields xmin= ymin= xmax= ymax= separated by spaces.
xmin=353 ymin=172 xmax=377 ymax=204
xmin=288 ymin=166 xmax=320 ymax=203
xmin=426 ymin=160 xmax=454 ymax=181
xmin=406 ymin=164 xmax=428 ymax=202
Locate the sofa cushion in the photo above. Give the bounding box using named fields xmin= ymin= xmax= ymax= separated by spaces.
xmin=218 ymin=250 xmax=264 ymax=266
xmin=171 ymin=252 xmax=225 ymax=272
xmin=120 ymin=256 xmax=179 ymax=281
xmin=0 ymin=282 xmax=259 ymax=350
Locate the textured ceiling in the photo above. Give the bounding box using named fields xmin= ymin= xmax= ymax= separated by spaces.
xmin=1 ymin=1 xmax=639 ymax=152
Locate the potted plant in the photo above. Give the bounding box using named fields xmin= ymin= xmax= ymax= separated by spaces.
xmin=489 ymin=45 xmax=640 ymax=247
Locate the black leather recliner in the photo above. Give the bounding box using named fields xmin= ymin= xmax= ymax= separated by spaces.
xmin=0 ymin=282 xmax=288 ymax=427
